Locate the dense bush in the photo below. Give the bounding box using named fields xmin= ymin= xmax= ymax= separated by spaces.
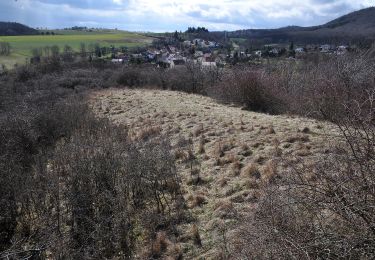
xmin=0 ymin=64 xmax=184 ymax=259
xmin=213 ymin=69 xmax=283 ymax=114
xmin=264 ymin=53 xmax=375 ymax=118
xmin=47 ymin=120 xmax=181 ymax=259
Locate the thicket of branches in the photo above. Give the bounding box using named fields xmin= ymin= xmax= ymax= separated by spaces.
xmin=1 ymin=49 xmax=375 ymax=258
xmin=230 ymin=55 xmax=375 ymax=259
xmin=0 ymin=64 xmax=185 ymax=259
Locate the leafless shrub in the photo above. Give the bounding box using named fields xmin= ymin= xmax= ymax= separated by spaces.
xmin=115 ymin=67 xmax=143 ymax=87
xmin=0 ymin=66 xmax=185 ymax=258
xmin=214 ymin=69 xmax=283 ymax=114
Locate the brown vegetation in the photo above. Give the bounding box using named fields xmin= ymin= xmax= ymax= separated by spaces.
xmin=2 ymin=49 xmax=375 ymax=259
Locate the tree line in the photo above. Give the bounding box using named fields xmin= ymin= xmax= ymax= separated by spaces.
xmin=186 ymin=27 xmax=209 ymax=34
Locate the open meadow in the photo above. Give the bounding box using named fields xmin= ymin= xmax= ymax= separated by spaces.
xmin=0 ymin=30 xmax=153 ymax=67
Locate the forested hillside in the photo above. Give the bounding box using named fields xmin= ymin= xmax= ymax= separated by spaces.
xmin=0 ymin=22 xmax=38 ymax=36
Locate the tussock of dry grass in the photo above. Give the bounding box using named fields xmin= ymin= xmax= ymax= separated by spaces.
xmin=191 ymin=224 xmax=202 ymax=247
xmin=242 ymin=178 xmax=260 ymax=189
xmin=193 ymin=123 xmax=204 ymax=137
xmin=239 ymin=143 xmax=253 ymax=157
xmin=217 ymin=176 xmax=229 ymax=187
xmin=214 ymin=199 xmax=237 ymax=219
xmin=295 ymin=147 xmax=312 ymax=157
xmin=252 ymin=142 xmax=264 ymax=148
xmin=263 ymin=160 xmax=278 ymax=183
xmin=188 ymin=193 xmax=207 ymax=208
xmin=254 ymin=155 xmax=266 ymax=164
xmin=197 ymin=137 xmax=206 ymax=154
xmin=242 ymin=163 xmax=261 ymax=179
xmin=266 ymin=126 xmax=276 ymax=134
xmin=133 ymin=125 xmax=162 ymax=141
xmin=284 ymin=134 xmax=310 ymax=143
xmin=301 ymin=127 xmax=311 ymax=133
xmin=216 ymin=154 xmax=238 ymax=166
xmin=166 ymin=244 xmax=183 ymax=260
xmin=174 ymin=149 xmax=186 ymax=160
xmin=231 ymin=160 xmax=243 ymax=176
xmin=213 ymin=141 xmax=234 ymax=158
xmin=151 ymin=231 xmax=169 ymax=258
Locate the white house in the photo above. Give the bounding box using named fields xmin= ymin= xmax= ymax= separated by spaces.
xmin=111 ymin=59 xmax=123 ymax=64
xmin=201 ymin=62 xmax=217 ymax=68
xmin=183 ymin=40 xmax=192 ymax=47
xmin=336 ymin=45 xmax=349 ymax=55
xmin=269 ymin=48 xmax=279 ymax=55
xmin=295 ymin=47 xmax=305 ymax=53
xmin=194 ymin=51 xmax=204 ymax=58
xmin=320 ymin=44 xmax=333 ymax=53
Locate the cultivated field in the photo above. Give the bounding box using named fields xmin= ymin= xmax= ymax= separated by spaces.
xmin=91 ymin=88 xmax=339 ymax=258
xmin=0 ymin=30 xmax=152 ymax=68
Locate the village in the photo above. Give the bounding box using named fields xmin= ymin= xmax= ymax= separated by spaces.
xmin=110 ymin=34 xmax=352 ymax=69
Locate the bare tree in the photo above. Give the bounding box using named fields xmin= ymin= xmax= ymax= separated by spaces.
xmin=0 ymin=42 xmax=10 ymax=56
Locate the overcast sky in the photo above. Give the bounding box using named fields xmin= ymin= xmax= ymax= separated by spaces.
xmin=0 ymin=0 xmax=374 ymax=32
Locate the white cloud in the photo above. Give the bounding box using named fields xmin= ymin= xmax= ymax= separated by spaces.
xmin=112 ymin=0 xmax=125 ymax=5
xmin=120 ymin=0 xmax=373 ymax=29
xmin=1 ymin=0 xmax=373 ymax=31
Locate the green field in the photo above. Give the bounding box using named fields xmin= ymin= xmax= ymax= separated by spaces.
xmin=0 ymin=30 xmax=153 ymax=68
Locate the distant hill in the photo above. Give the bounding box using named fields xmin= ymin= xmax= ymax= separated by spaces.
xmin=220 ymin=7 xmax=375 ymax=45
xmin=0 ymin=22 xmax=38 ymax=36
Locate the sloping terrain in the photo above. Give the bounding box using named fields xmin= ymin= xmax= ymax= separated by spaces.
xmin=90 ymin=89 xmax=339 ymax=258
xmin=225 ymin=7 xmax=375 ymax=43
xmin=0 ymin=22 xmax=38 ymax=36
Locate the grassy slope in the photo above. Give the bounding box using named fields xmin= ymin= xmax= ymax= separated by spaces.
xmin=91 ymin=88 xmax=339 ymax=259
xmin=0 ymin=30 xmax=152 ymax=67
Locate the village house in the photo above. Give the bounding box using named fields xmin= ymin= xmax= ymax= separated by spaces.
xmin=215 ymin=56 xmax=226 ymax=66
xmin=131 ymin=53 xmax=143 ymax=59
xmin=254 ymin=50 xmax=262 ymax=57
xmin=336 ymin=45 xmax=349 ymax=55
xmin=320 ymin=44 xmax=335 ymax=53
xmin=183 ymin=40 xmax=192 ymax=47
xmin=111 ymin=58 xmax=124 ymax=64
xmin=194 ymin=51 xmax=204 ymax=58
xmin=203 ymin=53 xmax=215 ymax=62
xmin=157 ymin=53 xmax=186 ymax=69
xmin=295 ymin=47 xmax=305 ymax=53
xmin=269 ymin=48 xmax=279 ymax=55
xmin=201 ymin=61 xmax=217 ymax=68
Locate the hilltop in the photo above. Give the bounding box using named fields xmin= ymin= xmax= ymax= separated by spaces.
xmin=223 ymin=7 xmax=375 ymax=44
xmin=90 ymin=88 xmax=338 ymax=258
xmin=0 ymin=22 xmax=38 ymax=36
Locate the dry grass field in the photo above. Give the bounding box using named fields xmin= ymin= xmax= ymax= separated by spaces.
xmin=90 ymin=88 xmax=340 ymax=258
